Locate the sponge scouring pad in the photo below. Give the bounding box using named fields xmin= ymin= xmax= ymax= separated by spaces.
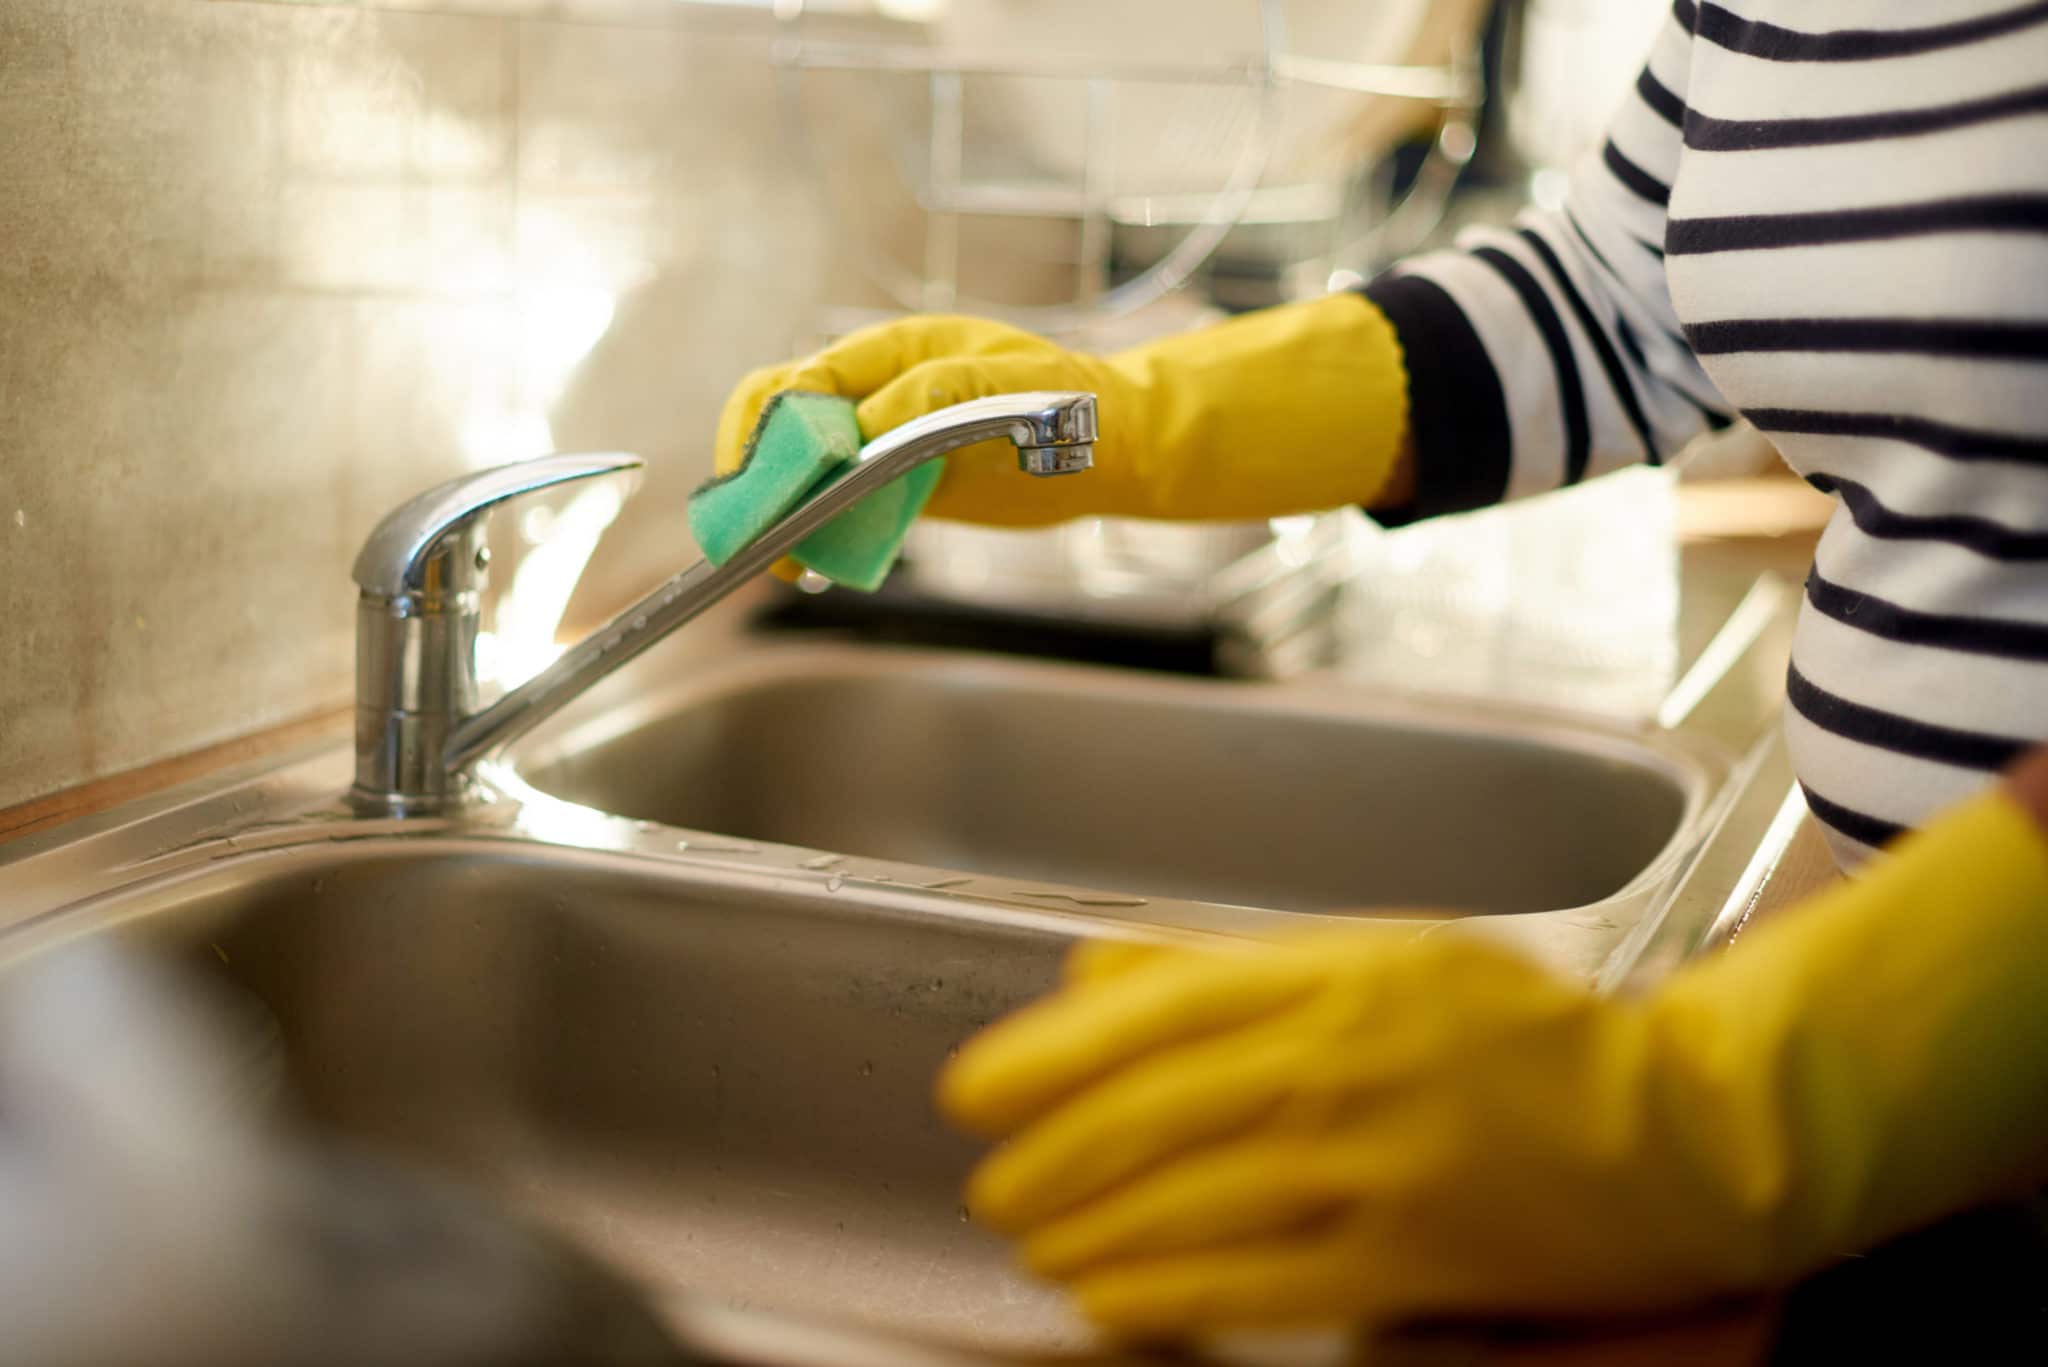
xmin=687 ymin=391 xmax=941 ymax=593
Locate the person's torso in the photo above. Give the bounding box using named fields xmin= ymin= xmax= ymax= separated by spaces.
xmin=1660 ymin=0 xmax=2048 ymax=861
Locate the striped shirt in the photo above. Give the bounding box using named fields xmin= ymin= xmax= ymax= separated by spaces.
xmin=1363 ymin=0 xmax=2048 ymax=868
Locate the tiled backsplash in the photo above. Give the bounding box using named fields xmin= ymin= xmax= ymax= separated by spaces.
xmin=0 ymin=0 xmax=851 ymax=808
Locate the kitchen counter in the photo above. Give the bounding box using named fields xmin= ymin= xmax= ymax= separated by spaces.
xmin=1669 ymin=488 xmax=1843 ymax=924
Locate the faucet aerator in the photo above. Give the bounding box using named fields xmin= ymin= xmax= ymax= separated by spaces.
xmin=1019 ymin=443 xmax=1094 ymax=476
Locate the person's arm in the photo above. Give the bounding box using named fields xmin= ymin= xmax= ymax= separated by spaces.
xmin=2004 ymin=745 xmax=2048 ymax=833
xmin=937 ymin=752 xmax=2048 ymax=1335
xmin=711 ymin=294 xmax=1413 ymax=534
xmin=708 ymin=8 xmax=1734 ymax=546
xmin=1363 ymin=2 xmax=1736 ymax=524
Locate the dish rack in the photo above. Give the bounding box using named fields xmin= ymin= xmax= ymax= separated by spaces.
xmin=770 ymin=0 xmax=1490 ymax=652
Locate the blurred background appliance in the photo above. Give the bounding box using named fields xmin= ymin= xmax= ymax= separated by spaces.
xmin=775 ymin=0 xmax=1488 ymax=330
xmin=759 ymin=0 xmax=1495 ymax=667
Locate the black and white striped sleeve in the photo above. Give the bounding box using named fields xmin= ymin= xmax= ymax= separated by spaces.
xmin=1363 ymin=5 xmax=1735 ymax=524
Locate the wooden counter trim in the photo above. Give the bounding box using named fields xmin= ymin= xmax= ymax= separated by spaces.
xmin=0 ymin=707 xmax=351 ymax=847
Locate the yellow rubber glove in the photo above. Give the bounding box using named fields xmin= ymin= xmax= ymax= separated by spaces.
xmin=938 ymin=787 xmax=2048 ymax=1336
xmin=713 ymin=295 xmax=1412 ymax=531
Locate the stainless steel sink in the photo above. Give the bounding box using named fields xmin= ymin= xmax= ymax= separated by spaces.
xmin=0 ymin=592 xmax=1801 ymax=1364
xmin=72 ymin=838 xmax=1093 ymax=1357
xmin=513 ymin=644 xmax=1713 ymax=918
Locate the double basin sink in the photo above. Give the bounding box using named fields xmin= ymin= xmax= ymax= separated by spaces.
xmin=0 ymin=622 xmax=1779 ymax=1362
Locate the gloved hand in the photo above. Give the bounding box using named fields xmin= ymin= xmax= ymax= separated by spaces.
xmin=713 ymin=294 xmax=1412 ymax=532
xmin=938 ymin=785 xmax=2048 ymax=1337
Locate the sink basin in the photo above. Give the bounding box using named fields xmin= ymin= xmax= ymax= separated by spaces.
xmin=516 ymin=644 xmax=1711 ymax=917
xmin=63 ymin=838 xmax=1095 ymax=1356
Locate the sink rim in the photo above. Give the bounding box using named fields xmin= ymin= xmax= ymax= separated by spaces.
xmin=513 ymin=639 xmax=1727 ymax=809
xmin=500 ymin=639 xmax=1732 ymax=948
xmin=2 ymin=638 xmax=1740 ymax=983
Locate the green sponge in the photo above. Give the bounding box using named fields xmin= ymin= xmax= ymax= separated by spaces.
xmin=687 ymin=391 xmax=941 ymax=593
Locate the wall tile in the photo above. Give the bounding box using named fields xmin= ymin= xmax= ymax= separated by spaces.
xmin=0 ymin=0 xmax=832 ymax=808
xmin=508 ymin=15 xmax=828 ymax=615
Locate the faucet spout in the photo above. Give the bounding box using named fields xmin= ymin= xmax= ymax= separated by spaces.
xmin=857 ymin=390 xmax=1097 ymax=477
xmin=349 ymin=391 xmax=1096 ymax=812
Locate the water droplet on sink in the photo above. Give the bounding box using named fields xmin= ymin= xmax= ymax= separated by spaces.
xmin=858 ymin=1061 xmax=873 ymax=1077
xmin=826 ymin=874 xmax=844 ymax=892
xmin=678 ymin=838 xmax=760 ymax=854
xmin=708 ymin=1065 xmax=721 ymax=1079
xmin=801 ymin=853 xmax=844 ymax=870
xmin=930 ymin=978 xmax=944 ymax=991
xmin=311 ymin=879 xmax=323 ymax=895
xmin=1017 ymin=891 xmax=1149 ymax=908
xmin=958 ymin=1206 xmax=971 ymax=1223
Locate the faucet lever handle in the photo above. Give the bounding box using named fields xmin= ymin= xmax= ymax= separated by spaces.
xmin=351 ymin=452 xmax=645 ymax=599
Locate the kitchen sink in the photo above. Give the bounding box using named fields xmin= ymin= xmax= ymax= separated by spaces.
xmin=513 ymin=643 xmax=1713 ymax=918
xmin=66 ymin=839 xmax=1091 ymax=1355
xmin=0 ymin=604 xmax=1795 ymax=1363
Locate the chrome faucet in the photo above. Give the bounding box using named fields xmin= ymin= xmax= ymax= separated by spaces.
xmin=350 ymin=391 xmax=1098 ymax=813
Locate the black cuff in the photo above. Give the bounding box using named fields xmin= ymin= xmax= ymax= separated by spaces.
xmin=1358 ymin=273 xmax=1513 ymax=527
